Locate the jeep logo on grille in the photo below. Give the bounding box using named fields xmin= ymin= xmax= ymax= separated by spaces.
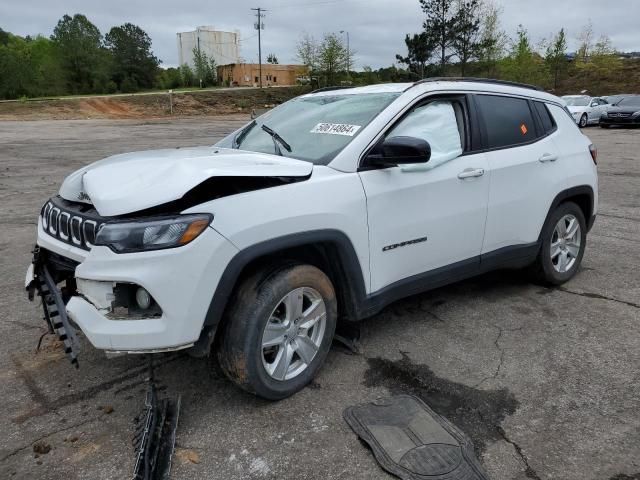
xmin=41 ymin=201 xmax=101 ymax=251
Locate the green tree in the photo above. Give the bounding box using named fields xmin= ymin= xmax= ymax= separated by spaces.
xmin=179 ymin=63 xmax=196 ymax=87
xmin=0 ymin=32 xmax=66 ymax=99
xmin=105 ymin=23 xmax=160 ymax=91
xmin=587 ymin=35 xmax=622 ymax=77
xmin=155 ymin=67 xmax=182 ymax=89
xmin=501 ymin=25 xmax=544 ymax=85
xmin=420 ymin=0 xmax=458 ymax=75
xmin=318 ymin=33 xmax=347 ymax=86
xmin=191 ymin=47 xmax=217 ymax=87
xmin=396 ymin=32 xmax=436 ymax=79
xmin=545 ymin=28 xmax=568 ymax=90
xmin=360 ymin=66 xmax=379 ymax=85
xmin=451 ymin=0 xmax=482 ymax=76
xmin=0 ymin=34 xmax=34 ymax=98
xmin=576 ymin=21 xmax=594 ymax=64
xmin=267 ymin=53 xmax=279 ymax=64
xmin=28 ymin=35 xmax=66 ymax=96
xmin=50 ymin=14 xmax=107 ymax=93
xmin=296 ymin=33 xmax=320 ymax=76
xmin=0 ymin=28 xmax=9 ymax=46
xmin=477 ymin=1 xmax=507 ymax=77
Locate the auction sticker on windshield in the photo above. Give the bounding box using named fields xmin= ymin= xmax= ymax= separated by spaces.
xmin=310 ymin=123 xmax=362 ymax=136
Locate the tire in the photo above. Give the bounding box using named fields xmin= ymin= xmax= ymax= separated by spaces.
xmin=217 ymin=263 xmax=337 ymax=400
xmin=531 ymin=201 xmax=587 ymax=285
xmin=579 ymin=114 xmax=588 ymax=128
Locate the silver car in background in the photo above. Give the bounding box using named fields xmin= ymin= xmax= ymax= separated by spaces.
xmin=563 ymin=95 xmax=609 ymax=127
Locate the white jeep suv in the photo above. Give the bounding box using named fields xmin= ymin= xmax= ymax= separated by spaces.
xmin=26 ymin=79 xmax=598 ymax=399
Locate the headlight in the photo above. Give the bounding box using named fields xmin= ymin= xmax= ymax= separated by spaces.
xmin=95 ymin=214 xmax=212 ymax=253
xmin=633 ymin=111 xmax=640 ymax=117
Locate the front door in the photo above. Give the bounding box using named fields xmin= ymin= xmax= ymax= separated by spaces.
xmin=359 ymin=97 xmax=490 ymax=293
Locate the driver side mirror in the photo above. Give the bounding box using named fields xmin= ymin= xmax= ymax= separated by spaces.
xmin=365 ymin=136 xmax=431 ymax=168
xmin=590 ymin=101 xmax=599 ymax=107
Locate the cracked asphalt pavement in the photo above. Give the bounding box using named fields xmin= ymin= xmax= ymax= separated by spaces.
xmin=1 ymin=119 xmax=639 ymax=480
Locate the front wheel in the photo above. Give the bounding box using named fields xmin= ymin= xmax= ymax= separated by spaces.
xmin=579 ymin=114 xmax=588 ymax=128
xmin=217 ymin=264 xmax=337 ymax=400
xmin=531 ymin=201 xmax=587 ymax=285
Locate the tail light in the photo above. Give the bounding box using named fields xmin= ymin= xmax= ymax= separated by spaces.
xmin=589 ymin=144 xmax=597 ymax=165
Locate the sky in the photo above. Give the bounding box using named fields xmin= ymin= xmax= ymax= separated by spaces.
xmin=1 ymin=0 xmax=639 ymax=69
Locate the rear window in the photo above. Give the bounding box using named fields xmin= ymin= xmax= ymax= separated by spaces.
xmin=476 ymin=95 xmax=536 ymax=149
xmin=533 ymin=101 xmax=556 ymax=135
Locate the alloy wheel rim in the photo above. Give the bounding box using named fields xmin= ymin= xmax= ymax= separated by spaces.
xmin=580 ymin=115 xmax=587 ymax=127
xmin=551 ymin=214 xmax=582 ymax=273
xmin=261 ymin=287 xmax=327 ymax=381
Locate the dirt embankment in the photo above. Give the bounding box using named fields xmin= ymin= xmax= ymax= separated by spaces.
xmin=0 ymin=86 xmax=311 ymax=121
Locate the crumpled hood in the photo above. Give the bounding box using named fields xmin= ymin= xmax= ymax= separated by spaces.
xmin=59 ymin=147 xmax=313 ymax=216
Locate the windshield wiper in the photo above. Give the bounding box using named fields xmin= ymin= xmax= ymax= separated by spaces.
xmin=261 ymin=124 xmax=292 ymax=156
xmin=233 ymin=120 xmax=256 ymax=149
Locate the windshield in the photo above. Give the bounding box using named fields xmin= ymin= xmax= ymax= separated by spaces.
xmin=217 ymin=92 xmax=400 ymax=165
xmin=563 ymin=97 xmax=590 ymax=107
xmin=617 ymin=96 xmax=640 ymax=107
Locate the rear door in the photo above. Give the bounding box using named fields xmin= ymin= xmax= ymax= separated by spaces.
xmin=475 ymin=94 xmax=568 ymax=254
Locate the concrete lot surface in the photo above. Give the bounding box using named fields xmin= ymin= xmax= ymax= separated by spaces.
xmin=1 ymin=119 xmax=639 ymax=480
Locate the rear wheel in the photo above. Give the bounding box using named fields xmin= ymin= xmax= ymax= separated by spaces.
xmin=217 ymin=264 xmax=337 ymax=400
xmin=531 ymin=202 xmax=587 ymax=285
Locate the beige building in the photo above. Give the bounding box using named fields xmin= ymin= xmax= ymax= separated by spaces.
xmin=217 ymin=63 xmax=309 ymax=87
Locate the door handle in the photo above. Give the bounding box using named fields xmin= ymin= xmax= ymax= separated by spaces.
xmin=539 ymin=153 xmax=558 ymax=163
xmin=458 ymin=168 xmax=485 ymax=179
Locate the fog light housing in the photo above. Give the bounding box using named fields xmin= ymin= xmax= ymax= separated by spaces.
xmin=110 ymin=283 xmax=162 ymax=319
xmin=135 ymin=287 xmax=152 ymax=310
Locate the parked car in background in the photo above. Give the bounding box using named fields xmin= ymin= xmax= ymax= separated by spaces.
xmin=562 ymin=95 xmax=609 ymax=128
xmin=600 ymin=95 xmax=640 ymax=128
xmin=603 ymin=94 xmax=631 ymax=106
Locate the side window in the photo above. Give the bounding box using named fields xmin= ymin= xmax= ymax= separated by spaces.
xmin=386 ymin=100 xmax=465 ymax=167
xmin=533 ymin=101 xmax=556 ymax=135
xmin=599 ymin=99 xmax=608 ymax=105
xmin=476 ymin=94 xmax=536 ymax=149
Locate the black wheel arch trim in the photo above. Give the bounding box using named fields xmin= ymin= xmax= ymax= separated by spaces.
xmin=538 ymin=185 xmax=595 ymax=240
xmin=190 ymin=229 xmax=369 ymax=356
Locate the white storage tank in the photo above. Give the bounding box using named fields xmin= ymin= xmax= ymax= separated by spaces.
xmin=177 ymin=26 xmax=240 ymax=68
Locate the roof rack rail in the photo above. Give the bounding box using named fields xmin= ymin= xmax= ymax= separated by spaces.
xmin=409 ymin=77 xmax=544 ymax=92
xmin=311 ymin=86 xmax=355 ymax=94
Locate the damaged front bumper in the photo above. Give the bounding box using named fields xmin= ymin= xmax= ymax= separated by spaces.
xmin=28 ymin=215 xmax=238 ymax=357
xmin=26 ymin=246 xmax=80 ymax=367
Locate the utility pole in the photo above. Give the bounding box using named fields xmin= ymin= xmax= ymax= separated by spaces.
xmin=251 ymin=7 xmax=267 ymax=88
xmin=340 ymin=30 xmax=350 ymax=82
xmin=196 ymin=27 xmax=202 ymax=88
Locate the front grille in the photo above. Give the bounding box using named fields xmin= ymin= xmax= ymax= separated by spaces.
xmin=41 ymin=197 xmax=105 ymax=251
xmin=609 ymin=113 xmax=632 ymax=118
